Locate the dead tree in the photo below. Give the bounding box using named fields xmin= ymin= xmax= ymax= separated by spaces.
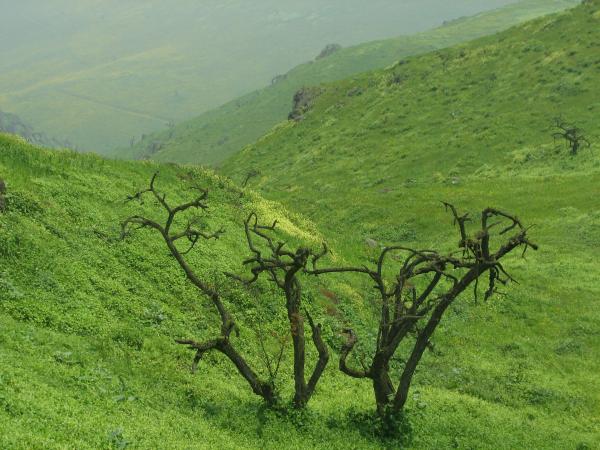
xmin=121 ymin=173 xmax=276 ymax=405
xmin=552 ymin=117 xmax=591 ymax=155
xmin=241 ymin=170 xmax=260 ymax=188
xmin=308 ymin=204 xmax=537 ymax=416
xmin=227 ymin=213 xmax=329 ymax=408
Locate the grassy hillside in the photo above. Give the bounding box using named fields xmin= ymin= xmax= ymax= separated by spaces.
xmin=0 ymin=109 xmax=74 ymax=149
xmin=219 ymin=0 xmax=600 ymax=445
xmin=2 ymin=63 xmax=600 ymax=450
xmin=223 ymin=0 xmax=600 ymax=238
xmin=0 ymin=0 xmax=516 ymax=153
xmin=120 ymin=0 xmax=579 ymax=165
xmin=0 ymin=134 xmax=365 ymax=449
xmin=2 ymin=3 xmax=600 ymax=447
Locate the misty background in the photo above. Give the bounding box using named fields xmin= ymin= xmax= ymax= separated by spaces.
xmin=0 ymin=0 xmax=517 ymax=152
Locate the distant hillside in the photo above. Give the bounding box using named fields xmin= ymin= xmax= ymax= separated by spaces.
xmin=118 ymin=0 xmax=578 ymax=165
xmin=223 ymin=0 xmax=599 ymax=238
xmin=0 ymin=110 xmax=73 ymax=149
xmin=0 ymin=0 xmax=517 ymax=153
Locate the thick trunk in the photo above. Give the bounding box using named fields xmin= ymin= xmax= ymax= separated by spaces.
xmin=286 ymin=279 xmax=308 ymax=408
xmin=371 ymin=351 xmax=395 ymax=415
xmin=290 ymin=307 xmax=307 ymax=407
xmin=372 ymin=370 xmax=395 ymax=416
xmin=286 ymin=279 xmax=329 ymax=408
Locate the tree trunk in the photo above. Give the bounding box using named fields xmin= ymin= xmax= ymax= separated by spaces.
xmin=372 ymin=370 xmax=395 ymax=416
xmin=286 ymin=279 xmax=308 ymax=408
xmin=290 ymin=308 xmax=307 ymax=408
xmin=371 ymin=351 xmax=395 ymax=416
xmin=286 ymin=278 xmax=329 ymax=408
xmin=219 ymin=340 xmax=277 ymax=405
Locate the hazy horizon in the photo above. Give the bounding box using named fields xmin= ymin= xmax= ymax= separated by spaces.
xmin=0 ymin=0 xmax=519 ymax=151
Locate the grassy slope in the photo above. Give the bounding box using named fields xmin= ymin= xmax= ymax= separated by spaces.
xmin=120 ymin=0 xmax=579 ymax=165
xmin=221 ymin=0 xmax=600 ymax=446
xmin=0 ymin=134 xmax=346 ymax=449
xmin=2 ymin=131 xmax=599 ymax=448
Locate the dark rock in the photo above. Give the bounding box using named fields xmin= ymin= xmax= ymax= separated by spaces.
xmin=288 ymin=87 xmax=323 ymax=121
xmin=316 ymin=44 xmax=342 ymax=60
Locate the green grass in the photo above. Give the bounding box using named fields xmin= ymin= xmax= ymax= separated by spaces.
xmin=2 ymin=1 xmax=600 ymax=448
xmin=223 ymin=0 xmax=600 ymax=243
xmin=119 ymin=0 xmax=578 ymax=165
xmin=218 ymin=0 xmax=600 ymax=446
xmin=2 ymin=75 xmax=600 ymax=450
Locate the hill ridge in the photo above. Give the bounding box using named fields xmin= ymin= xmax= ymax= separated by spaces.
xmin=116 ymin=0 xmax=577 ymax=165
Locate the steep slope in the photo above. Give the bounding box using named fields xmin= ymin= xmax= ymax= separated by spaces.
xmin=118 ymin=0 xmax=578 ymax=165
xmin=2 ymin=116 xmax=600 ymax=449
xmin=0 ymin=134 xmax=350 ymax=449
xmin=0 ymin=0 xmax=517 ymax=153
xmin=223 ymin=0 xmax=600 ymax=236
xmin=219 ymin=0 xmax=600 ymax=445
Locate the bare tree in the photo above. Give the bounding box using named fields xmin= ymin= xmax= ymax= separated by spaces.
xmin=552 ymin=117 xmax=591 ymax=155
xmin=227 ymin=213 xmax=329 ymax=408
xmin=241 ymin=170 xmax=261 ymax=188
xmin=308 ymin=204 xmax=537 ymax=416
xmin=121 ymin=173 xmax=276 ymax=405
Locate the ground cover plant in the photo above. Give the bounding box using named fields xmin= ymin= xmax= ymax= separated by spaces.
xmin=1 ymin=127 xmax=598 ymax=448
xmin=218 ymin=0 xmax=600 ymax=446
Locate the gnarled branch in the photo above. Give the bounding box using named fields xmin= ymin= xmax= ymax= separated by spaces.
xmin=122 ymin=173 xmax=275 ymax=405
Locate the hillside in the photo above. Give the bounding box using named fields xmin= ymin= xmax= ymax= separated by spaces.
xmin=0 ymin=0 xmax=515 ymax=154
xmin=223 ymin=0 xmax=600 ymax=238
xmin=2 ymin=53 xmax=600 ymax=450
xmin=118 ymin=0 xmax=578 ymax=165
xmin=219 ymin=0 xmax=600 ymax=445
xmin=0 ymin=109 xmax=74 ymax=149
xmin=2 ymin=2 xmax=600 ymax=447
xmin=0 ymin=134 xmax=360 ymax=449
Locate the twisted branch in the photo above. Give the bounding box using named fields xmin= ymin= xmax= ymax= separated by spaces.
xmin=122 ymin=173 xmax=275 ymax=404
